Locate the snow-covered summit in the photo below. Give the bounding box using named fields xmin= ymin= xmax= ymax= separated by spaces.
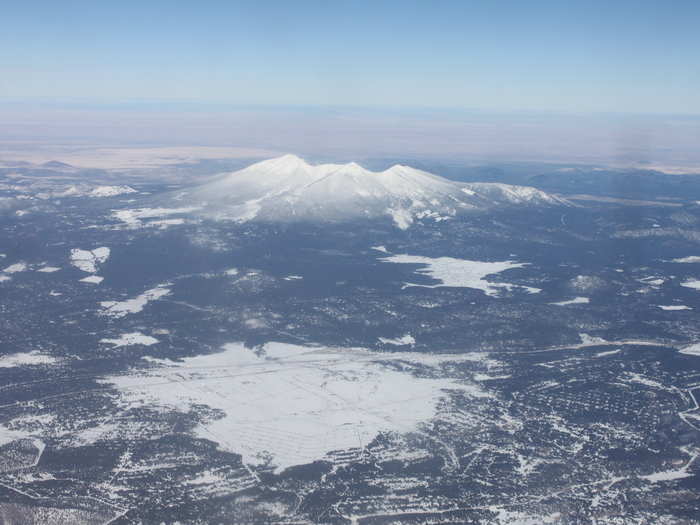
xmin=174 ymin=155 xmax=568 ymax=228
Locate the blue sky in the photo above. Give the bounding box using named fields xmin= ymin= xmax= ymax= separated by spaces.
xmin=1 ymin=0 xmax=698 ymax=114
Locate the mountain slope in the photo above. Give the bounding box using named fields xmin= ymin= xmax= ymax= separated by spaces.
xmin=175 ymin=155 xmax=568 ymax=228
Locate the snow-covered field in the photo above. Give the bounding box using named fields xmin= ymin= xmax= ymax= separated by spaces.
xmin=551 ymin=296 xmax=589 ymax=305
xmin=112 ymin=207 xmax=197 ymax=228
xmin=0 ymin=351 xmax=57 ymax=368
xmin=680 ymin=279 xmax=700 ymax=290
xmin=380 ymin=254 xmax=540 ymax=296
xmin=70 ymin=247 xmax=110 ymax=273
xmin=89 ymin=185 xmax=137 ymax=197
xmin=99 ymin=285 xmax=171 ymax=318
xmin=679 ymin=343 xmax=700 ymax=357
xmin=102 ymin=342 xmax=483 ymax=472
xmin=657 ymin=304 xmax=692 ymax=311
xmin=100 ymin=332 xmax=159 ymax=348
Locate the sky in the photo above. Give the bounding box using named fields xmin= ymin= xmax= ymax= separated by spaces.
xmin=2 ymin=0 xmax=699 ymax=114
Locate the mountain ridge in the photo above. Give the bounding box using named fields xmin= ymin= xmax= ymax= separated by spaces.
xmin=174 ymin=154 xmax=569 ymax=228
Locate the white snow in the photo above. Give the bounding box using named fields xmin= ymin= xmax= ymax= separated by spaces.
xmin=387 ymin=207 xmax=414 ymax=229
xmin=79 ymin=275 xmax=104 ymax=284
xmin=89 ymin=185 xmax=137 ymax=197
xmin=681 ymin=279 xmax=700 ymax=290
xmin=176 ymin=155 xmax=565 ymax=227
xmin=578 ymin=333 xmax=607 ymax=345
xmin=99 ymin=286 xmax=171 ymax=318
xmin=378 ymin=334 xmax=416 ymax=346
xmin=100 ymin=332 xmax=159 ymax=348
xmin=3 ymin=262 xmax=27 ymax=273
xmin=380 ymin=254 xmax=538 ymax=297
xmin=657 ymin=304 xmax=691 ymax=311
xmin=622 ymin=372 xmax=667 ymax=390
xmin=70 ymin=247 xmax=110 ymax=273
xmin=371 ymin=245 xmax=389 ymax=253
xmin=283 ymin=275 xmax=303 ymax=280
xmin=102 ymin=342 xmax=484 ymax=472
xmin=224 ymin=268 xmax=239 ymax=276
xmin=0 ymin=426 xmax=32 ymax=446
xmin=595 ymin=349 xmax=621 ymax=357
xmin=550 ymin=296 xmax=589 ymax=305
xmin=112 ymin=207 xmax=197 ymax=228
xmin=36 ymin=266 xmax=61 ymax=273
xmin=679 ymin=343 xmax=700 ymax=357
xmin=640 ymin=470 xmax=692 ymax=482
xmin=671 ymin=256 xmax=700 ymax=263
xmin=0 ymin=351 xmax=57 ymax=368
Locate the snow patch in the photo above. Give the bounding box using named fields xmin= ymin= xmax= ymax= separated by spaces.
xmin=0 ymin=351 xmax=57 ymax=368
xmin=100 ymin=332 xmax=159 ymax=348
xmin=70 ymin=247 xmax=110 ymax=273
xmin=102 ymin=342 xmax=485 ymax=472
xmin=657 ymin=304 xmax=691 ymax=311
xmin=550 ymin=296 xmax=589 ymax=305
xmin=679 ymin=343 xmax=700 ymax=357
xmin=112 ymin=207 xmax=197 ymax=228
xmin=671 ymin=256 xmax=700 ymax=263
xmin=381 ymin=254 xmax=538 ymax=297
xmin=89 ymin=185 xmax=137 ymax=197
xmin=3 ymin=262 xmax=27 ymax=274
xmin=99 ymin=286 xmax=171 ymax=318
xmin=681 ymin=279 xmax=700 ymax=290
xmin=79 ymin=275 xmax=104 ymax=284
xmin=36 ymin=266 xmax=60 ymax=273
xmin=378 ymin=334 xmax=416 ymax=346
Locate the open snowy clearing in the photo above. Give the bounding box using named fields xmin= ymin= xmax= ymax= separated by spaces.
xmin=79 ymin=275 xmax=104 ymax=284
xmin=380 ymin=254 xmax=540 ymax=296
xmin=550 ymin=297 xmax=589 ymax=306
xmin=100 ymin=332 xmax=159 ymax=348
xmin=99 ymin=286 xmax=171 ymax=318
xmin=0 ymin=351 xmax=57 ymax=368
xmin=89 ymin=185 xmax=137 ymax=197
xmin=679 ymin=343 xmax=700 ymax=357
xmin=2 ymin=262 xmax=27 ymax=274
xmin=102 ymin=342 xmax=486 ymax=472
xmin=671 ymin=256 xmax=700 ymax=263
xmin=36 ymin=266 xmax=61 ymax=273
xmin=70 ymin=247 xmax=110 ymax=273
xmin=656 ymin=304 xmax=692 ymax=311
xmin=112 ymin=207 xmax=197 ymax=228
xmin=680 ymin=279 xmax=700 ymax=290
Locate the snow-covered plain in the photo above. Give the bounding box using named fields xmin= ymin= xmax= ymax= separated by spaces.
xmin=102 ymin=342 xmax=484 ymax=472
xmin=2 ymin=262 xmax=27 ymax=274
xmin=89 ymin=185 xmax=137 ymax=197
xmin=679 ymin=343 xmax=700 ymax=357
xmin=70 ymin=247 xmax=110 ymax=273
xmin=378 ymin=334 xmax=416 ymax=346
xmin=99 ymin=286 xmax=171 ymax=318
xmin=0 ymin=351 xmax=57 ymax=368
xmin=100 ymin=332 xmax=159 ymax=348
xmin=112 ymin=207 xmax=197 ymax=228
xmin=36 ymin=266 xmax=61 ymax=273
xmin=380 ymin=254 xmax=540 ymax=296
xmin=79 ymin=275 xmax=104 ymax=284
xmin=671 ymin=256 xmax=700 ymax=263
xmin=680 ymin=279 xmax=700 ymax=290
xmin=550 ymin=297 xmax=589 ymax=305
xmin=657 ymin=305 xmax=691 ymax=311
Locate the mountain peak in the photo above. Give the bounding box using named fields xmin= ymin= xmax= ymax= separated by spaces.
xmin=176 ymin=155 xmax=568 ymax=228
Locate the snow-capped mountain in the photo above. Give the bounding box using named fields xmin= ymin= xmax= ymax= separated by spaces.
xmin=175 ymin=155 xmax=568 ymax=228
